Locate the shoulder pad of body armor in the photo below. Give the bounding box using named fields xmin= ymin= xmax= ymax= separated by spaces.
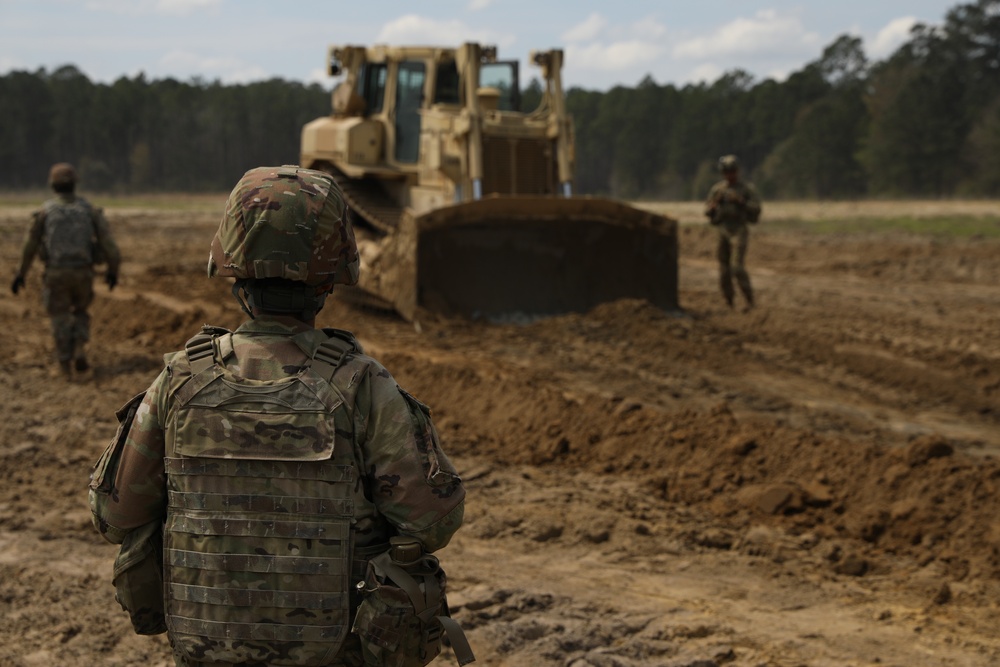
xmin=184 ymin=325 xmax=233 ymax=374
xmin=312 ymin=329 xmax=361 ymax=382
xmin=320 ymin=327 xmax=363 ymax=354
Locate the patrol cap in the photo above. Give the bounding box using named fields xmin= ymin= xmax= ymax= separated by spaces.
xmin=49 ymin=162 xmax=77 ymax=186
xmin=208 ymin=165 xmax=359 ymax=289
xmin=718 ymin=155 xmax=740 ymax=172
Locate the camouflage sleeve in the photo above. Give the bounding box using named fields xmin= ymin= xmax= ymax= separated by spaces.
xmin=16 ymin=211 xmax=44 ymax=277
xmin=704 ymin=182 xmax=723 ymax=219
xmin=92 ymin=206 xmax=121 ymax=272
xmin=359 ymin=363 xmax=465 ymax=553
xmin=90 ymin=367 xmax=171 ymax=544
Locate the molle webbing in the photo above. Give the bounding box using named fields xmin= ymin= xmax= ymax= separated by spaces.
xmin=167 ymin=326 xmax=361 ymax=664
xmin=170 ymin=584 xmax=347 ymax=609
xmin=165 ymin=456 xmax=352 ymax=482
xmin=168 ymin=548 xmax=347 ymax=575
xmin=167 ymin=514 xmax=350 ymax=540
xmin=167 ymin=490 xmax=352 ymax=516
xmin=169 ymin=616 xmax=347 ymax=642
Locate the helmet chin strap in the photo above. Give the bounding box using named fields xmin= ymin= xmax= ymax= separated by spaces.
xmin=232 ymin=280 xmax=255 ymax=319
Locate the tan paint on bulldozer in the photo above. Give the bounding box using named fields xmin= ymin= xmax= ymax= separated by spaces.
xmin=301 ymin=42 xmax=678 ymax=321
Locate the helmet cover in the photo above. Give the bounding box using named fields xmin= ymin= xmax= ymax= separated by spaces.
xmin=208 ymin=165 xmax=359 ymax=289
xmin=49 ymin=162 xmax=77 ymax=186
xmin=718 ymin=155 xmax=740 ymax=172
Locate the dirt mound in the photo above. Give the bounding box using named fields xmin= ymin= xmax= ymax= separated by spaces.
xmin=376 ymin=298 xmax=1000 ymax=586
xmin=3 ymin=206 xmax=1000 ymax=665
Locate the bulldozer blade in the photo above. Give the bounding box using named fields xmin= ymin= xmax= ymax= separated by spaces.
xmin=369 ymin=195 xmax=677 ymax=321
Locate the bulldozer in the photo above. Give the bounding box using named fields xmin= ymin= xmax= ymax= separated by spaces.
xmin=300 ymin=42 xmax=677 ymax=321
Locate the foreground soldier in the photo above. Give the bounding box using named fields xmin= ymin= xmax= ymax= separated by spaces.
xmin=11 ymin=162 xmax=121 ymax=376
xmin=704 ymin=155 xmax=761 ymax=310
xmin=90 ymin=166 xmax=471 ymax=667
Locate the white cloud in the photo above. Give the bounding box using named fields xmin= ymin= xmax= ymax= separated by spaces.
xmin=306 ymin=66 xmax=334 ymax=85
xmin=869 ymin=16 xmax=918 ymax=58
xmin=158 ymin=51 xmax=269 ymax=83
xmin=558 ymin=14 xmax=668 ymax=86
xmin=558 ymin=13 xmax=668 ymax=86
xmin=630 ymin=16 xmax=667 ymax=41
xmin=84 ymin=0 xmax=222 ymax=15
xmin=563 ymin=13 xmax=608 ymax=43
xmin=468 ymin=0 xmax=494 ymax=10
xmin=673 ymin=9 xmax=821 ymax=60
xmin=376 ymin=14 xmax=515 ymax=49
xmin=566 ymin=40 xmax=663 ymax=73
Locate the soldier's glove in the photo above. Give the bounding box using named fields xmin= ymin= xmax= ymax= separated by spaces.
xmin=10 ymin=275 xmax=24 ymax=295
xmin=105 ymin=271 xmax=118 ymax=291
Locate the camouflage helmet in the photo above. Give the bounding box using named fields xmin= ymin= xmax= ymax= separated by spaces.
xmin=208 ymin=165 xmax=359 ymax=289
xmin=718 ymin=155 xmax=740 ymax=172
xmin=49 ymin=162 xmax=77 ymax=186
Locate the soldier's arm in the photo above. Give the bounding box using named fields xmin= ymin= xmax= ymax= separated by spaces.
xmin=90 ymin=369 xmax=171 ymax=544
xmin=359 ymin=363 xmax=465 ymax=553
xmin=704 ymin=183 xmax=722 ymax=218
xmin=744 ymin=183 xmax=762 ymax=221
xmin=92 ymin=207 xmax=122 ymax=274
xmin=16 ymin=212 xmax=45 ymax=278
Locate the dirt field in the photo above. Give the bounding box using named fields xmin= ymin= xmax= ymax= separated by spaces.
xmin=1 ymin=199 xmax=999 ymax=667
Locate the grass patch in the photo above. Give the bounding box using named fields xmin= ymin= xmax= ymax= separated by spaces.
xmin=765 ymin=215 xmax=1000 ymax=239
xmin=99 ymin=194 xmax=226 ymax=211
xmin=0 ymin=191 xmax=226 ymax=212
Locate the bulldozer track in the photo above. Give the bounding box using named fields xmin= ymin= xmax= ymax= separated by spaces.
xmin=335 ymin=284 xmax=398 ymax=314
xmin=323 ymin=166 xmax=404 ymax=235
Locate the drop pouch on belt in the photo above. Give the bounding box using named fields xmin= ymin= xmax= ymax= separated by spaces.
xmin=352 ymin=538 xmax=475 ymax=667
xmin=113 ymin=519 xmax=166 ymax=635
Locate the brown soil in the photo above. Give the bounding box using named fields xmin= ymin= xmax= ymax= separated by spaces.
xmin=2 ymin=204 xmax=1000 ymax=667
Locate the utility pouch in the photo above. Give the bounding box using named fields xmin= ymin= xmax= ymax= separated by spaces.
xmin=90 ymin=392 xmax=165 ymax=635
xmin=112 ymin=520 xmax=166 ymax=635
xmin=353 ymin=538 xmax=475 ymax=667
xmin=90 ymin=392 xmax=146 ymax=496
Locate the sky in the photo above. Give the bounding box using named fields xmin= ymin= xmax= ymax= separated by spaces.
xmin=0 ymin=0 xmax=965 ymax=91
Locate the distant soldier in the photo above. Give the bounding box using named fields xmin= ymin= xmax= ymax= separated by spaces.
xmin=11 ymin=163 xmax=121 ymax=376
xmin=704 ymin=155 xmax=761 ymax=310
xmin=89 ymin=166 xmax=472 ymax=667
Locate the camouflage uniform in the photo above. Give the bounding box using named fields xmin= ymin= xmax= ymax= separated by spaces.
xmin=90 ymin=166 xmax=466 ymax=667
xmin=704 ymin=156 xmax=761 ymax=309
xmin=14 ymin=165 xmax=121 ymax=371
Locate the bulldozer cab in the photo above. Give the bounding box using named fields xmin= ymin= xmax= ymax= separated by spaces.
xmin=301 ymin=43 xmax=677 ymax=321
xmin=391 ymin=57 xmax=520 ymax=163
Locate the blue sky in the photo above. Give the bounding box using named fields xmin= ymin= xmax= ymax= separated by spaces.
xmin=0 ymin=0 xmax=964 ymax=90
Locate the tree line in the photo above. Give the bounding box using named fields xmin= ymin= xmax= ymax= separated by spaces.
xmin=1 ymin=0 xmax=997 ymax=199
xmin=0 ymin=70 xmax=329 ymax=192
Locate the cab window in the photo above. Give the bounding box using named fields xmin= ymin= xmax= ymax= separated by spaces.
xmin=358 ymin=63 xmax=387 ymax=114
xmin=480 ymin=61 xmax=520 ymax=111
xmin=434 ymin=60 xmax=460 ymax=105
xmin=394 ymin=61 xmax=426 ymax=163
